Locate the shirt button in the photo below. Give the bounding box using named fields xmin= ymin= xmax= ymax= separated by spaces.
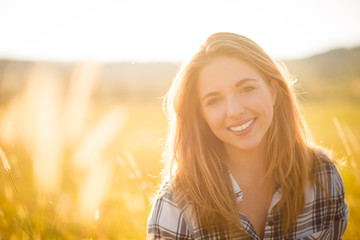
xmin=268 ymin=220 xmax=274 ymax=226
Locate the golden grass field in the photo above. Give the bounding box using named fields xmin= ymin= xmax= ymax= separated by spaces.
xmin=0 ymin=62 xmax=359 ymax=239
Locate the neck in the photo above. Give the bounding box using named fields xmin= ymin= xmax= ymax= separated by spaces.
xmin=224 ymin=139 xmax=268 ymax=184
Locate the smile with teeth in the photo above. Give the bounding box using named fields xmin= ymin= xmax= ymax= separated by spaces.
xmin=228 ymin=119 xmax=254 ymax=132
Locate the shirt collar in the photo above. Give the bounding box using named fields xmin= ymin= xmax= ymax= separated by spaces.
xmin=229 ymin=171 xmax=281 ymax=211
xmin=229 ymin=171 xmax=244 ymax=202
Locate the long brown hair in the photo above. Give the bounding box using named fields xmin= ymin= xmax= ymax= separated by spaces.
xmin=161 ymin=32 xmax=323 ymax=236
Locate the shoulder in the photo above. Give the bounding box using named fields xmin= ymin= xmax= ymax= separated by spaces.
xmin=147 ymin=183 xmax=193 ymax=239
xmin=313 ymin=151 xmax=345 ymax=198
xmin=312 ymin=151 xmax=348 ymax=230
xmin=296 ymin=151 xmax=349 ymax=238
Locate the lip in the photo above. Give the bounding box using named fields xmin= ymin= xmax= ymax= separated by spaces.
xmin=227 ymin=118 xmax=256 ymax=136
xmin=227 ymin=118 xmax=255 ymax=128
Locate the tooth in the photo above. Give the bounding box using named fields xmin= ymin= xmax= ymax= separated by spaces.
xmin=230 ymin=119 xmax=254 ymax=132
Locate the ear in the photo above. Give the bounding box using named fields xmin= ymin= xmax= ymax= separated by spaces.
xmin=269 ymin=80 xmax=278 ymax=106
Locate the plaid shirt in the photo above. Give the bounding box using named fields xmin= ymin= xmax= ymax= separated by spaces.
xmin=147 ymin=160 xmax=348 ymax=239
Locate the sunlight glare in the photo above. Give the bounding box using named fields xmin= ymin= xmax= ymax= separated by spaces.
xmin=0 ymin=0 xmax=359 ymax=61
xmin=72 ymin=106 xmax=128 ymax=170
xmin=21 ymin=64 xmax=63 ymax=191
xmin=78 ymin=160 xmax=110 ymax=222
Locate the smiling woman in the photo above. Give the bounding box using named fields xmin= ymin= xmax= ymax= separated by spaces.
xmin=198 ymin=56 xmax=276 ymax=153
xmin=147 ymin=32 xmax=348 ymax=239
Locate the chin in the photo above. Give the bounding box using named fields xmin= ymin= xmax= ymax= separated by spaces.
xmin=231 ymin=139 xmax=263 ymax=151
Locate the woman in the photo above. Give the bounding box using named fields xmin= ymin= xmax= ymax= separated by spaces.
xmin=147 ymin=32 xmax=348 ymax=239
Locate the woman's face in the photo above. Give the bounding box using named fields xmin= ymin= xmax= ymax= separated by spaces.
xmin=198 ymin=56 xmax=276 ymax=152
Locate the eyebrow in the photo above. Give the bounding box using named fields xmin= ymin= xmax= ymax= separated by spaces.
xmin=201 ymin=78 xmax=257 ymax=101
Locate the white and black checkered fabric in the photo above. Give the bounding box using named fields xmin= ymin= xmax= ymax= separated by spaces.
xmin=147 ymin=159 xmax=348 ymax=239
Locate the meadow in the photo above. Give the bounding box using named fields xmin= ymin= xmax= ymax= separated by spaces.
xmin=0 ymin=61 xmax=359 ymax=239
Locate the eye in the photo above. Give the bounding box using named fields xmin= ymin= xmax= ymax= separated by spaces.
xmin=206 ymin=97 xmax=222 ymax=106
xmin=241 ymin=86 xmax=255 ymax=93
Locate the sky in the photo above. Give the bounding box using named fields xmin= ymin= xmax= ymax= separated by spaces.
xmin=0 ymin=0 xmax=360 ymax=62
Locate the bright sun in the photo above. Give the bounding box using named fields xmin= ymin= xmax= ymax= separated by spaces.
xmin=0 ymin=0 xmax=359 ymax=62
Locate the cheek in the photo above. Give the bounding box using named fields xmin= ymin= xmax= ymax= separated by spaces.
xmin=255 ymin=90 xmax=275 ymax=117
xmin=202 ymin=107 xmax=224 ymax=130
xmin=262 ymin=100 xmax=275 ymax=124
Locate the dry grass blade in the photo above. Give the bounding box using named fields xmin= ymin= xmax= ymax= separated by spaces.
xmin=0 ymin=206 xmax=32 ymax=237
xmin=0 ymin=147 xmax=35 ymax=239
xmin=343 ymin=124 xmax=360 ymax=154
xmin=333 ymin=117 xmax=352 ymax=156
xmin=333 ymin=117 xmax=360 ymax=189
xmin=124 ymin=150 xmax=141 ymax=179
xmin=0 ymin=147 xmax=11 ymax=172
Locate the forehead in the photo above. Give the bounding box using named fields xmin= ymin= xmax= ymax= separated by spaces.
xmin=198 ymin=56 xmax=266 ymax=94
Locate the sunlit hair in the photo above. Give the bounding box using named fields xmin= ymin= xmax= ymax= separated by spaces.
xmin=162 ymin=32 xmax=327 ymax=236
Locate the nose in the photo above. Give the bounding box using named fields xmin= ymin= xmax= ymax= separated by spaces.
xmin=226 ymin=96 xmax=244 ymax=118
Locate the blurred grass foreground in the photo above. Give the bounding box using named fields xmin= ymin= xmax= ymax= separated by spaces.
xmin=0 ymin=47 xmax=360 ymax=239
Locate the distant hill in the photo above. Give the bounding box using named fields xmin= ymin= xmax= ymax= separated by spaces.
xmin=285 ymin=47 xmax=360 ymax=83
xmin=284 ymin=47 xmax=360 ymax=99
xmin=0 ymin=46 xmax=359 ymax=101
xmin=99 ymin=62 xmax=179 ymax=100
